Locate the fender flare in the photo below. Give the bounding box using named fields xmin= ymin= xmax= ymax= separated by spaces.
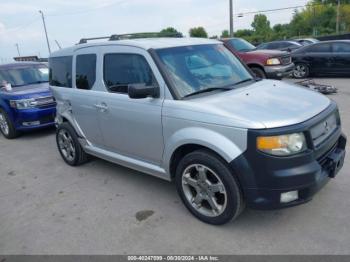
xmin=163 ymin=127 xmax=247 ymax=174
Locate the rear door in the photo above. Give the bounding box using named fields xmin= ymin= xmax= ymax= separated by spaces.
xmin=70 ymin=49 xmax=104 ymax=146
xmin=331 ymin=42 xmax=350 ymax=74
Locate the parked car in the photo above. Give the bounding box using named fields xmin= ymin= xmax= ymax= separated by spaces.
xmin=257 ymin=40 xmax=303 ymax=52
xmin=50 ymin=36 xmax=346 ymax=225
xmin=0 ymin=62 xmax=56 ymax=139
xmin=222 ymin=37 xmax=294 ymax=79
xmin=294 ymin=38 xmax=320 ymax=46
xmin=292 ymin=40 xmax=350 ymax=78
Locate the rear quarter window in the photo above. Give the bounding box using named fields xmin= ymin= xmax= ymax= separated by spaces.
xmin=49 ymin=56 xmax=73 ymax=88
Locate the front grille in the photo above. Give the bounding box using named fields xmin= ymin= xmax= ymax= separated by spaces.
xmin=310 ymin=113 xmax=338 ymax=147
xmin=280 ymin=56 xmax=292 ymax=65
xmin=35 ymin=96 xmax=56 ymax=108
xmin=317 ymin=141 xmax=338 ymax=168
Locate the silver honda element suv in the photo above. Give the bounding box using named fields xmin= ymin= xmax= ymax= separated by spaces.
xmin=49 ymin=34 xmax=346 ymax=225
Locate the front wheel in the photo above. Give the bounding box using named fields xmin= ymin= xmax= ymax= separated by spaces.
xmin=56 ymin=122 xmax=89 ymax=166
xmin=293 ymin=63 xmax=310 ymax=79
xmin=0 ymin=109 xmax=19 ymax=139
xmin=175 ymin=150 xmax=244 ymax=225
xmin=250 ymin=67 xmax=266 ymax=79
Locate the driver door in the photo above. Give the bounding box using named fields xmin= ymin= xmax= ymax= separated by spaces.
xmin=94 ymin=46 xmax=164 ymax=165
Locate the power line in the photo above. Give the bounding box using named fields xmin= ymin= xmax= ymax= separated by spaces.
xmin=234 ymin=3 xmax=334 ymax=17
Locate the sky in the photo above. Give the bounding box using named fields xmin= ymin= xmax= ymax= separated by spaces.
xmin=0 ymin=0 xmax=310 ymax=62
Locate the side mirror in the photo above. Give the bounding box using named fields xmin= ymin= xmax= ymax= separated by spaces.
xmin=0 ymin=81 xmax=12 ymax=91
xmin=128 ymin=83 xmax=157 ymax=99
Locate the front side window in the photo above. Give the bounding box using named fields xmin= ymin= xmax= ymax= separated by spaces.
xmin=76 ymin=54 xmax=96 ymax=90
xmin=156 ymin=44 xmax=253 ymax=98
xmin=0 ymin=65 xmax=48 ymax=87
xmin=104 ymin=54 xmax=156 ymax=93
xmin=49 ymin=56 xmax=73 ymax=88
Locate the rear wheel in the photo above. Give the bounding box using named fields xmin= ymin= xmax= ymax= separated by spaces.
xmin=0 ymin=109 xmax=19 ymax=139
xmin=250 ymin=67 xmax=266 ymax=79
xmin=293 ymin=63 xmax=310 ymax=79
xmin=56 ymin=122 xmax=89 ymax=166
xmin=175 ymin=150 xmax=244 ymax=225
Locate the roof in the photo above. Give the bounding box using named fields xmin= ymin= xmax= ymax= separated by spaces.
xmin=51 ymin=37 xmax=221 ymax=57
xmin=0 ymin=62 xmax=47 ymax=70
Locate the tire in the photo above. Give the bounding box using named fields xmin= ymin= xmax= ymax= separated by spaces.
xmin=56 ymin=122 xmax=89 ymax=166
xmin=293 ymin=63 xmax=310 ymax=79
xmin=175 ymin=149 xmax=244 ymax=225
xmin=250 ymin=67 xmax=266 ymax=79
xmin=0 ymin=109 xmax=19 ymax=139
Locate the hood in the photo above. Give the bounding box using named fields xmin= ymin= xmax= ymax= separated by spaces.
xmin=167 ymin=80 xmax=331 ymax=129
xmin=245 ymin=49 xmax=288 ymax=58
xmin=0 ymin=83 xmax=51 ymax=99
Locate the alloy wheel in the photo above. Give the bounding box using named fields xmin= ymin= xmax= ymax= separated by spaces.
xmin=294 ymin=64 xmax=307 ymax=78
xmin=181 ymin=164 xmax=227 ymax=217
xmin=57 ymin=129 xmax=76 ymax=162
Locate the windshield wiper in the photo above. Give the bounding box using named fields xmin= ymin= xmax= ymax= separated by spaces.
xmin=233 ymin=78 xmax=254 ymax=86
xmin=183 ymin=87 xmax=233 ymax=98
xmin=27 ymin=81 xmax=49 ymax=85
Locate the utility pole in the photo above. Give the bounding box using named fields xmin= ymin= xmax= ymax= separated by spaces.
xmin=39 ymin=10 xmax=51 ymax=54
xmin=336 ymin=0 xmax=341 ymax=34
xmin=15 ymin=43 xmax=21 ymax=56
xmin=229 ymin=0 xmax=234 ymax=37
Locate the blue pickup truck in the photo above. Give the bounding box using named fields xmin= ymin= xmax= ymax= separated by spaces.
xmin=0 ymin=62 xmax=56 ymax=139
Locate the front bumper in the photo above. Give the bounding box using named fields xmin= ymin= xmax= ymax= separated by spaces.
xmin=230 ymin=103 xmax=346 ymax=210
xmin=265 ymin=63 xmax=295 ymax=79
xmin=13 ymin=107 xmax=56 ymax=131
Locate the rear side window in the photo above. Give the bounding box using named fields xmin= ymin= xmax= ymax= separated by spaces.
xmin=76 ymin=54 xmax=96 ymax=90
xmin=103 ymin=54 xmax=156 ymax=93
xmin=332 ymin=43 xmax=350 ymax=53
xmin=49 ymin=56 xmax=73 ymax=87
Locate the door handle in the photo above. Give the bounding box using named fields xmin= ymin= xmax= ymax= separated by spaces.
xmin=94 ymin=103 xmax=108 ymax=112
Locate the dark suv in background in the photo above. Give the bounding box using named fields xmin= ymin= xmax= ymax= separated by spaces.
xmin=292 ymin=40 xmax=350 ymax=78
xmin=222 ymin=38 xmax=294 ymax=79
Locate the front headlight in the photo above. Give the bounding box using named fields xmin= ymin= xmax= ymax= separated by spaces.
xmin=257 ymin=133 xmax=307 ymax=156
xmin=10 ymin=98 xmax=38 ymax=109
xmin=266 ymin=58 xmax=281 ymax=65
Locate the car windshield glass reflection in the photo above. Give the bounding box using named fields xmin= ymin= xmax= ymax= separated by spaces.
xmin=156 ymin=44 xmax=253 ymax=98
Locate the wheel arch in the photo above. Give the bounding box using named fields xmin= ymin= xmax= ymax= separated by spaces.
xmin=164 ymin=127 xmax=246 ymax=180
xmin=247 ymin=63 xmax=265 ymax=72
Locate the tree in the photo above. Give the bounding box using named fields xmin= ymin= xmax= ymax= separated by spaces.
xmin=189 ymin=27 xmax=208 ymax=38
xmin=251 ymin=14 xmax=273 ymax=42
xmin=160 ymin=27 xmax=183 ymax=37
xmin=221 ymin=30 xmax=230 ymax=38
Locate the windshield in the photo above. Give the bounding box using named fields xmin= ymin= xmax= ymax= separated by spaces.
xmin=0 ymin=66 xmax=49 ymax=87
xmin=156 ymin=44 xmax=253 ymax=98
xmin=227 ymin=38 xmax=256 ymax=52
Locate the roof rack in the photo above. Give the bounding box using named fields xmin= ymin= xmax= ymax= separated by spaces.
xmin=78 ymin=32 xmax=183 ymax=44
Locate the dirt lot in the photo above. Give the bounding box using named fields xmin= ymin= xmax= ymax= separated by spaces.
xmin=0 ymin=78 xmax=349 ymax=255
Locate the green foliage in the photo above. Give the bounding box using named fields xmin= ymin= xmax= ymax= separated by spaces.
xmin=189 ymin=27 xmax=208 ymax=38
xmin=159 ymin=27 xmax=183 ymax=37
xmin=224 ymin=1 xmax=350 ymax=44
xmin=221 ymin=30 xmax=230 ymax=38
